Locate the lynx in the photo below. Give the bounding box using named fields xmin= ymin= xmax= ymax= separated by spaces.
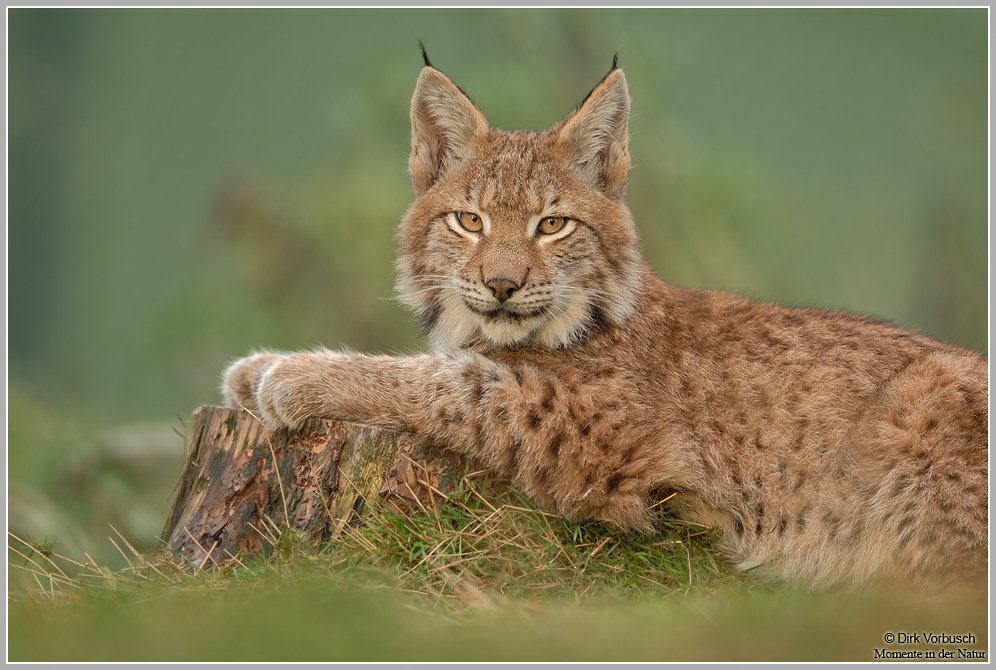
xmin=223 ymin=53 xmax=987 ymax=591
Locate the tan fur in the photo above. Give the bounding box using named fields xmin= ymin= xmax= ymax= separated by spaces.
xmin=222 ymin=61 xmax=987 ymax=591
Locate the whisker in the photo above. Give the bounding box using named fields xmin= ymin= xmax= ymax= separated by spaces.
xmin=399 ymin=285 xmax=449 ymax=297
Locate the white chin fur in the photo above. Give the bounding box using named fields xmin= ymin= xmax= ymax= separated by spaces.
xmin=429 ymin=289 xmax=596 ymax=351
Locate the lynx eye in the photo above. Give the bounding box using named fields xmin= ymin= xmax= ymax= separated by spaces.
xmin=538 ymin=216 xmax=568 ymax=235
xmin=456 ymin=211 xmax=483 ymax=233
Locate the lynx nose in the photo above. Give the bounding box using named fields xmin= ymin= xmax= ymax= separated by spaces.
xmin=485 ymin=277 xmax=521 ymax=303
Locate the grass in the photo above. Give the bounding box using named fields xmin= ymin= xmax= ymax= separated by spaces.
xmin=8 ymin=475 xmax=989 ymax=662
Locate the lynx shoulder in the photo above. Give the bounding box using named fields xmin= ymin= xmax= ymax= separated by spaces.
xmin=223 ymin=55 xmax=987 ymax=591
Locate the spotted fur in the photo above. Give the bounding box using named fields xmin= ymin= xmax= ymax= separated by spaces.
xmin=223 ymin=60 xmax=987 ymax=591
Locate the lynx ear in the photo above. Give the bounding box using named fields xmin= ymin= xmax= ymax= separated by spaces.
xmin=555 ymin=68 xmax=631 ymax=198
xmin=409 ymin=66 xmax=489 ymax=195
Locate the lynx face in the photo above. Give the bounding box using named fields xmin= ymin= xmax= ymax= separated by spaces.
xmin=395 ymin=65 xmax=642 ymax=351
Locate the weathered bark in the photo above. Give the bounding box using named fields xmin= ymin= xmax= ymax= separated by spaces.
xmin=162 ymin=405 xmax=492 ymax=568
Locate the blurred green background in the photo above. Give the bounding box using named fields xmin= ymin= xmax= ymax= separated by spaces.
xmin=8 ymin=8 xmax=988 ymax=565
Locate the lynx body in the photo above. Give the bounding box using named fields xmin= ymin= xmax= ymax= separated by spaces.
xmin=223 ymin=57 xmax=987 ymax=590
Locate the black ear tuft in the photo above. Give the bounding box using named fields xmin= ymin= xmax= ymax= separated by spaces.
xmin=419 ymin=40 xmax=433 ymax=68
xmin=611 ymin=51 xmax=620 ymax=71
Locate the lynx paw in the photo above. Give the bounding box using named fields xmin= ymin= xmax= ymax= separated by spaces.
xmin=253 ymin=359 xmax=320 ymax=430
xmin=221 ymin=351 xmax=284 ymax=416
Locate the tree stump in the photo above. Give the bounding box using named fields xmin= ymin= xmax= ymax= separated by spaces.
xmin=162 ymin=406 xmax=492 ymax=568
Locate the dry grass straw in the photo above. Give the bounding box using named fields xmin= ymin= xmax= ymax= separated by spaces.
xmin=318 ymin=472 xmax=744 ymax=611
xmin=8 ymin=472 xmax=744 ymax=613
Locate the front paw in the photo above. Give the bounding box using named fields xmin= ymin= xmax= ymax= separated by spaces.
xmin=221 ymin=351 xmax=284 ymax=416
xmin=253 ymin=359 xmax=317 ymax=430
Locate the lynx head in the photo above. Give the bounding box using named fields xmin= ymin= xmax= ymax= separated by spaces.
xmin=396 ymin=55 xmax=642 ymax=351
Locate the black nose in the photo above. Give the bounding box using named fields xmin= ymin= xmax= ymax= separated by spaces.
xmin=485 ymin=277 xmax=521 ymax=302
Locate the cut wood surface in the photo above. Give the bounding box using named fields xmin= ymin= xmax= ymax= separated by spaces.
xmin=162 ymin=405 xmax=496 ymax=568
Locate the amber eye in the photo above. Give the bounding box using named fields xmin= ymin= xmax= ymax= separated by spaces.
xmin=538 ymin=216 xmax=568 ymax=235
xmin=456 ymin=211 xmax=483 ymax=233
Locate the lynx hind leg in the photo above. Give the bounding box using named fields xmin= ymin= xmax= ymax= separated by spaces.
xmin=221 ymin=351 xmax=284 ymax=413
xmin=851 ymin=349 xmax=988 ymax=587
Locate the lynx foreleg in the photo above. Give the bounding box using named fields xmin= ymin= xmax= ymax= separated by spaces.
xmin=222 ymin=349 xmax=446 ymax=431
